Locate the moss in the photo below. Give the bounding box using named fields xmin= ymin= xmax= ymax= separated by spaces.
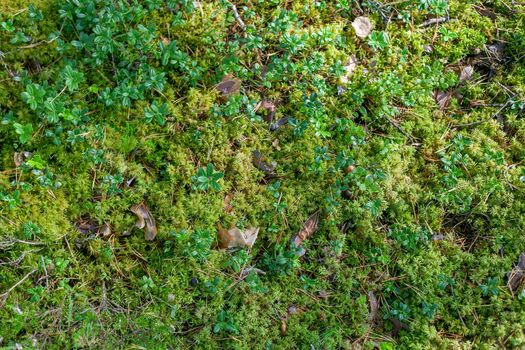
xmin=0 ymin=0 xmax=525 ymax=348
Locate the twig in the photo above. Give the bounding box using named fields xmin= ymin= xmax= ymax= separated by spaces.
xmin=41 ymin=256 xmax=49 ymax=288
xmin=419 ymin=17 xmax=448 ymax=27
xmin=387 ymin=117 xmax=415 ymax=141
xmin=225 ymin=1 xmax=246 ymax=30
xmin=0 ymin=268 xmax=37 ymax=303
xmin=453 ymin=101 xmax=511 ymax=128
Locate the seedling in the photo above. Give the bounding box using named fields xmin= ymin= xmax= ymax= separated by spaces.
xmin=439 ymin=27 xmax=458 ymax=42
xmin=368 ymin=31 xmax=389 ymax=51
xmin=144 ymin=101 xmax=170 ymax=126
xmin=13 ymin=123 xmax=33 ymax=144
xmin=213 ymin=310 xmax=239 ymax=334
xmin=191 ymin=163 xmax=224 ymax=191
xmin=22 ymin=84 xmax=46 ymax=110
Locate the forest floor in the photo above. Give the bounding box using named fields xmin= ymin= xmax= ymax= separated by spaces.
xmin=1 ymin=0 xmax=525 ymax=348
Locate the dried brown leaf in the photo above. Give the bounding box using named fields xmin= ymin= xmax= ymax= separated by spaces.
xmin=368 ymin=291 xmax=379 ymax=324
xmin=269 ymin=116 xmax=289 ymax=131
xmin=223 ymin=194 xmax=234 ymax=213
xmin=130 ymin=202 xmax=157 ymax=241
xmin=352 ymin=16 xmax=373 ymax=38
xmin=280 ymin=318 xmax=287 ymax=335
xmin=252 ymin=150 xmax=277 ymax=177
xmin=240 ymin=266 xmax=266 ymax=278
xmin=459 ymin=65 xmax=474 ymax=82
xmin=261 ymin=100 xmax=276 ymax=113
xmin=98 ymin=222 xmax=112 ymax=238
xmin=13 ymin=152 xmax=31 ymax=167
xmin=216 ymin=74 xmax=241 ymax=98
xmin=434 ymin=90 xmax=452 ymax=111
xmin=291 ymin=210 xmax=321 ymax=247
xmin=507 ymin=253 xmax=525 ymax=292
xmin=340 ymin=56 xmax=358 ymax=84
xmin=218 ymin=226 xmax=259 ymax=249
xmin=74 ymin=218 xmax=98 ymax=235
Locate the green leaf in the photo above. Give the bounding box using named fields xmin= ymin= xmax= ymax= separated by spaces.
xmin=22 ymin=84 xmax=46 ymax=110
xmin=1 ymin=21 xmax=15 ymax=32
xmin=62 ymin=65 xmax=85 ymax=91
xmin=13 ymin=123 xmax=33 ymax=144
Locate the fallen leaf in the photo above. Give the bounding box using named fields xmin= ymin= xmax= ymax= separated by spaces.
xmin=240 ymin=266 xmax=266 ymax=278
xmin=223 ymin=194 xmax=234 ymax=213
xmin=368 ymin=291 xmax=379 ymax=324
xmin=98 ymin=222 xmax=112 ymax=238
xmin=390 ymin=317 xmax=410 ymax=336
xmin=269 ymin=116 xmax=289 ymax=131
xmin=507 ymin=253 xmax=525 ymax=292
xmin=13 ymin=151 xmax=31 ymax=167
xmin=216 ymin=74 xmax=241 ymax=98
xmin=352 ymin=16 xmax=373 ymax=38
xmin=218 ymin=226 xmax=259 ymax=249
xmin=432 ymin=234 xmax=445 ymax=241
xmin=160 ymin=35 xmax=170 ymax=46
xmin=261 ymin=99 xmax=276 ymax=113
xmin=252 ymin=150 xmax=277 ymax=177
xmin=345 ymin=165 xmax=355 ymax=174
xmin=280 ymin=318 xmax=287 ymax=335
xmin=74 ymin=218 xmax=98 ymax=235
xmin=280 ymin=305 xmax=302 ymax=336
xmin=291 ymin=210 xmax=321 ymax=248
xmin=130 ymin=202 xmax=157 ymax=241
xmin=434 ymin=90 xmax=452 ymax=111
xmin=459 ymin=65 xmax=474 ymax=82
xmin=340 ymin=56 xmax=358 ymax=84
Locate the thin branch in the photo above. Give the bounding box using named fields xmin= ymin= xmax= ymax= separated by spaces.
xmin=453 ymin=101 xmax=511 ymax=128
xmin=226 ymin=1 xmax=246 ymax=31
xmin=0 ymin=268 xmax=37 ymax=303
xmin=387 ymin=117 xmax=415 ymax=141
xmin=419 ymin=17 xmax=448 ymax=27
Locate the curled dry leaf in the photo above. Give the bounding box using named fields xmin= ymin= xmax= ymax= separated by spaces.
xmin=98 ymin=222 xmax=112 ymax=238
xmin=280 ymin=318 xmax=287 ymax=335
xmin=434 ymin=90 xmax=453 ymax=111
xmin=218 ymin=226 xmax=259 ymax=249
xmin=256 ymin=99 xmax=277 ymax=123
xmin=13 ymin=151 xmax=31 ymax=167
xmin=216 ymin=74 xmax=241 ymax=98
xmin=459 ymin=65 xmax=474 ymax=82
xmin=280 ymin=304 xmax=302 ymax=335
xmin=261 ymin=100 xmax=276 ymax=112
xmin=223 ymin=194 xmax=234 ymax=213
xmin=352 ymin=16 xmax=373 ymax=39
xmin=506 ymin=253 xmax=525 ymax=292
xmin=240 ymin=266 xmax=266 ymax=278
xmin=130 ymin=202 xmax=157 ymax=241
xmin=368 ymin=291 xmax=379 ymax=324
xmin=340 ymin=56 xmax=358 ymax=84
xmin=160 ymin=35 xmax=170 ymax=46
xmin=291 ymin=210 xmax=321 ymax=248
xmin=269 ymin=116 xmax=289 ymax=131
xmin=75 ymin=218 xmax=98 ymax=235
xmin=252 ymin=150 xmax=277 ymax=177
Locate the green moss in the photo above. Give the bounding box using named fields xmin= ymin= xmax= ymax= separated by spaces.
xmin=0 ymin=0 xmax=524 ymax=348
